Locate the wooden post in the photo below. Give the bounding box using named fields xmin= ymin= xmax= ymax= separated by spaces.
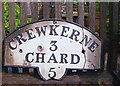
xmin=8 ymin=2 xmax=16 ymax=32
xmin=0 ymin=2 xmax=3 ymax=77
xmin=100 ymin=2 xmax=106 ymax=70
xmin=20 ymin=2 xmax=27 ymax=26
xmin=43 ymin=2 xmax=50 ymax=19
xmin=66 ymin=0 xmax=73 ymax=21
xmin=108 ymin=2 xmax=119 ymax=71
xmin=89 ymin=2 xmax=96 ymax=32
xmin=78 ymin=2 xmax=84 ymax=26
xmin=100 ymin=2 xmax=106 ymax=41
xmin=55 ymin=2 xmax=62 ymax=19
xmin=0 ymin=2 xmax=3 ymax=74
xmin=31 ymin=2 xmax=38 ymax=21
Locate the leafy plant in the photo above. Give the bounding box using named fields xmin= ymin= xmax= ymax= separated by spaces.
xmin=4 ymin=2 xmax=20 ymax=35
xmin=4 ymin=2 xmax=31 ymax=35
xmin=4 ymin=2 xmax=9 ymax=35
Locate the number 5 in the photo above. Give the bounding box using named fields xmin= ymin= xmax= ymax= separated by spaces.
xmin=48 ymin=68 xmax=56 ymax=79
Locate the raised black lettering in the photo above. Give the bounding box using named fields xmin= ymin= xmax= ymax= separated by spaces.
xmin=48 ymin=53 xmax=57 ymax=63
xmin=35 ymin=53 xmax=45 ymax=63
xmin=49 ymin=25 xmax=59 ymax=36
xmin=25 ymin=29 xmax=36 ymax=40
xmin=88 ymin=41 xmax=99 ymax=52
xmin=15 ymin=34 xmax=27 ymax=45
xmin=35 ymin=26 xmax=46 ymax=36
xmin=49 ymin=41 xmax=58 ymax=51
xmin=69 ymin=29 xmax=80 ymax=42
xmin=9 ymin=39 xmax=17 ymax=50
xmin=59 ymin=53 xmax=68 ymax=63
xmin=71 ymin=54 xmax=80 ymax=64
xmin=84 ymin=35 xmax=92 ymax=46
xmin=25 ymin=52 xmax=34 ymax=63
xmin=61 ymin=26 xmax=70 ymax=37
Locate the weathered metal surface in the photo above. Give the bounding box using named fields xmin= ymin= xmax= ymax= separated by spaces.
xmin=4 ymin=19 xmax=101 ymax=80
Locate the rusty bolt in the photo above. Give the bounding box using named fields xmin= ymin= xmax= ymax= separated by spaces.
xmin=37 ymin=45 xmax=43 ymax=52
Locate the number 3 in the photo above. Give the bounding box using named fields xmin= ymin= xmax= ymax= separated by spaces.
xmin=48 ymin=68 xmax=56 ymax=79
xmin=49 ymin=41 xmax=58 ymax=51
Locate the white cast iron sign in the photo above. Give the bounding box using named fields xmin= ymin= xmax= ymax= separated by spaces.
xmin=4 ymin=19 xmax=102 ymax=80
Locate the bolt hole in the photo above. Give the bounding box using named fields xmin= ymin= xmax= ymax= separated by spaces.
xmin=19 ymin=49 xmax=23 ymax=53
xmin=82 ymin=50 xmax=85 ymax=54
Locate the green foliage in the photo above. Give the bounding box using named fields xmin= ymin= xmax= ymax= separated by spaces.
xmin=4 ymin=2 xmax=20 ymax=35
xmin=27 ymin=18 xmax=32 ymax=23
xmin=4 ymin=2 xmax=32 ymax=35
xmin=96 ymin=2 xmax=100 ymax=12
xmin=4 ymin=2 xmax=9 ymax=35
